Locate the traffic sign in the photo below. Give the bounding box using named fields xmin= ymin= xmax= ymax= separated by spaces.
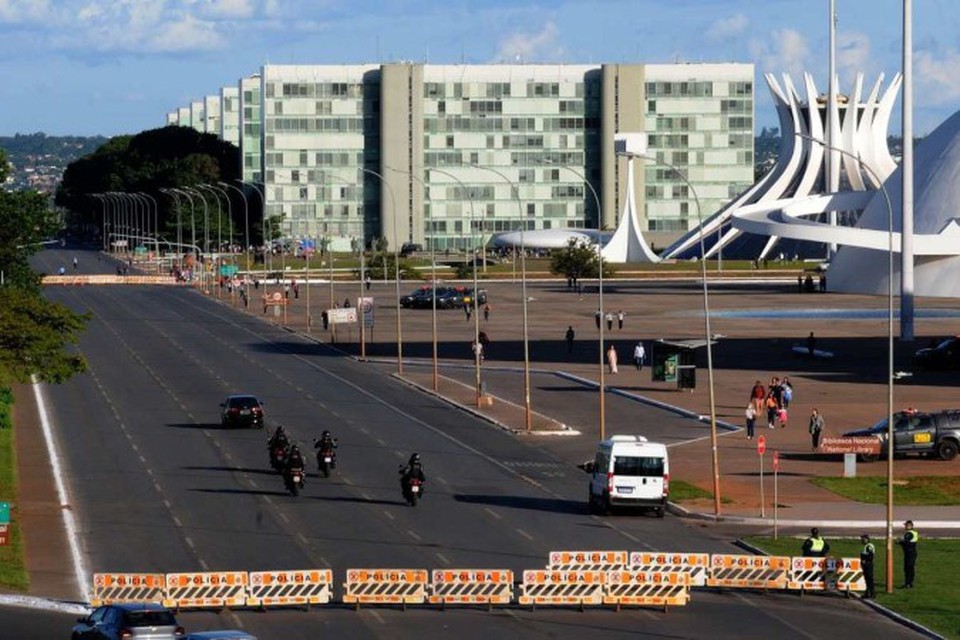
xmin=271 ymin=291 xmax=282 ymax=302
xmin=773 ymin=450 xmax=780 ymax=471
xmin=0 ymin=524 xmax=8 ymax=546
xmin=0 ymin=502 xmax=8 ymax=523
xmin=757 ymin=435 xmax=766 ymax=455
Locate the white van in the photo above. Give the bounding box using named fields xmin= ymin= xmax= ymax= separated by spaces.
xmin=584 ymin=435 xmax=669 ymax=517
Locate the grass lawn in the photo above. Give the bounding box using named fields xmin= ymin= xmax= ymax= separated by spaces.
xmin=747 ymin=536 xmax=960 ymax=640
xmin=0 ymin=402 xmax=29 ymax=592
xmin=811 ymin=476 xmax=960 ymax=505
xmin=670 ymin=480 xmax=734 ymax=504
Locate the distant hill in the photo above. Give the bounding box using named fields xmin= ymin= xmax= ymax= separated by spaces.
xmin=1 ymin=133 xmax=108 ymax=194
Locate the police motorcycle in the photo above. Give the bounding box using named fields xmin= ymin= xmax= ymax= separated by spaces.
xmin=283 ymin=445 xmax=306 ymax=496
xmin=313 ymin=431 xmax=338 ymax=478
xmin=267 ymin=426 xmax=290 ymax=472
xmin=399 ymin=453 xmax=426 ymax=506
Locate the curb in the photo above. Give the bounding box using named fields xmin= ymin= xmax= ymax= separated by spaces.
xmin=732 ymin=538 xmax=946 ymax=640
xmin=0 ymin=594 xmax=89 ymax=615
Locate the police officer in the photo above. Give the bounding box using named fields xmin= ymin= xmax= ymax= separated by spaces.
xmin=898 ymin=520 xmax=919 ymax=588
xmin=802 ymin=527 xmax=830 ymax=557
xmin=859 ymin=534 xmax=876 ymax=598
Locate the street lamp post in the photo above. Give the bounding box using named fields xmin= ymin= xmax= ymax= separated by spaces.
xmin=619 ymin=148 xmax=721 ymax=517
xmin=362 ymin=168 xmax=403 ymax=375
xmin=220 ymin=182 xmax=251 ymax=303
xmin=197 ymin=185 xmax=225 ymax=299
xmin=471 ymin=163 xmax=532 ymax=430
xmin=798 ymin=132 xmax=896 ymax=592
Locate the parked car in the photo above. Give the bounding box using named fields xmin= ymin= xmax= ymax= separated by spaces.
xmin=913 ymin=336 xmax=960 ymax=370
xmin=400 ymin=287 xmax=433 ymax=308
xmin=462 ymin=288 xmax=488 ymax=306
xmin=843 ymin=409 xmax=960 ymax=461
xmin=72 ymin=603 xmax=185 ymax=639
xmin=219 ymin=394 xmax=265 ymax=429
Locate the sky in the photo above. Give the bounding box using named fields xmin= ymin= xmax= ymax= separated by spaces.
xmin=1 ymin=0 xmax=959 ymax=138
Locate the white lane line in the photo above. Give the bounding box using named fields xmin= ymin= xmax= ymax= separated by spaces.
xmin=376 ymin=437 xmax=387 ymax=446
xmin=369 ymin=610 xmax=385 ymax=625
xmin=199 ymin=558 xmax=209 ymax=571
xmin=297 ymin=533 xmax=308 ymax=545
xmin=163 ymin=499 xmax=172 ymax=509
xmin=435 ymin=553 xmax=451 ymax=566
xmin=173 ymin=516 xmax=182 ymax=527
xmin=406 ymin=529 xmax=421 ymax=541
xmin=137 ymin=455 xmax=146 ymax=464
xmin=383 ymin=511 xmax=395 ymax=520
xmin=319 ymin=557 xmax=330 ymax=568
xmin=185 ymin=536 xmax=195 ymax=548
xmin=483 ymin=507 xmax=501 ymax=520
xmin=435 ymin=476 xmax=449 ymax=485
xmin=32 ymin=379 xmax=90 ymax=603
xmin=360 ymin=492 xmax=372 ymax=501
xmin=279 ymin=512 xmax=290 ymax=523
xmin=515 ymin=528 xmax=534 ymax=541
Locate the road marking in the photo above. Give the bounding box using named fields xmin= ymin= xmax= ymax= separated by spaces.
xmin=297 ymin=533 xmax=308 ymax=545
xmin=173 ymin=516 xmax=182 ymax=527
xmin=516 ymin=528 xmax=534 ymax=541
xmin=407 ymin=529 xmax=421 ymax=541
xmin=138 ymin=454 xmax=146 ymax=464
xmin=383 ymin=511 xmax=395 ymax=521
xmin=360 ymin=492 xmax=372 ymax=501
xmin=376 ymin=437 xmax=387 ymax=446
xmin=435 ymin=476 xmax=449 ymax=485
xmin=483 ymin=507 xmax=501 ymax=520
xmin=163 ymin=499 xmax=171 ymax=509
xmin=435 ymin=553 xmax=451 ymax=566
xmin=279 ymin=512 xmax=289 ymax=523
xmin=199 ymin=558 xmax=209 ymax=571
xmin=185 ymin=536 xmax=195 ymax=548
xmin=369 ymin=610 xmax=385 ymax=625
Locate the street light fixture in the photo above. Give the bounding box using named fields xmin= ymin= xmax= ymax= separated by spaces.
xmin=797 ymin=132 xmax=896 ymax=592
xmin=220 ymin=181 xmax=252 ymax=303
xmin=618 ymin=146 xmax=721 ymax=517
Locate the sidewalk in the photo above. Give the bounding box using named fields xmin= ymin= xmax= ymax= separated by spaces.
xmin=234 ymin=275 xmax=960 ymax=530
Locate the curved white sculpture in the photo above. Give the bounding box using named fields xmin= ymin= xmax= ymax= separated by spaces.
xmin=662 ymin=72 xmax=902 ymax=261
xmin=600 ymin=153 xmax=659 ymax=263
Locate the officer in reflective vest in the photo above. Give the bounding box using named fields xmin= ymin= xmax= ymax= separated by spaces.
xmin=859 ymin=534 xmax=875 ymax=598
xmin=802 ymin=527 xmax=830 ymax=557
xmin=898 ymin=520 xmax=919 ymax=588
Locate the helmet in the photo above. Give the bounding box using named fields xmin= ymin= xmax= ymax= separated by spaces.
xmin=291 ymin=444 xmax=300 ymax=453
xmin=323 ymin=430 xmax=331 ymax=438
xmin=409 ymin=453 xmax=420 ymax=464
xmin=276 ymin=425 xmax=285 ymax=435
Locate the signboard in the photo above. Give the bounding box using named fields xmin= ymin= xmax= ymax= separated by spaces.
xmin=359 ymin=297 xmax=375 ymax=329
xmin=219 ymin=265 xmax=238 ymax=276
xmin=818 ymin=437 xmax=881 ymax=455
xmin=652 ymin=350 xmax=678 ymax=383
xmin=773 ymin=450 xmax=780 ymax=471
xmin=0 ymin=524 xmax=8 ymax=547
xmin=0 ymin=502 xmax=8 ymax=524
xmin=757 ymin=435 xmax=766 ymax=455
xmin=327 ymin=308 xmax=357 ymax=325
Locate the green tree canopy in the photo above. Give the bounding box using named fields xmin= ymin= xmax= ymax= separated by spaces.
xmin=0 ymin=153 xmax=62 ymax=289
xmin=549 ymin=238 xmax=615 ymax=280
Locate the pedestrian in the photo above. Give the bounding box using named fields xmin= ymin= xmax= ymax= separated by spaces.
xmin=633 ymin=341 xmax=645 ymax=370
xmin=898 ymin=520 xmax=919 ymax=588
xmin=808 ymin=408 xmax=824 ymax=449
xmin=778 ymin=405 xmax=788 ymax=429
xmin=73 ymin=257 xmax=78 ymax=270
xmin=606 ymin=344 xmax=619 ymax=374
xmin=765 ymin=394 xmax=779 ymax=428
xmin=321 ymin=310 xmax=329 ymax=330
xmin=293 ymin=281 xmax=299 ymax=299
xmin=471 ymin=339 xmax=484 ymax=364
xmin=594 ymin=309 xmax=602 ymax=330
xmin=343 ymin=297 xmax=351 ymax=308
xmin=807 ymin=331 xmax=817 ymax=357
xmin=605 ymin=312 xmax=614 ymax=331
xmin=768 ymin=376 xmax=783 ymax=409
xmin=565 ymin=326 xmax=575 ymax=354
xmin=750 ymin=380 xmax=766 ymax=414
xmin=483 ymin=304 xmax=490 ymax=321
xmin=860 ymin=534 xmax=876 ymax=598
xmin=782 ymin=376 xmax=794 ymax=408
xmin=798 ymin=274 xmax=803 ymax=293
xmin=365 ymin=274 xmax=372 ymax=291
xmin=284 ymin=283 xmax=290 ymax=299
xmin=745 ymin=403 xmax=757 ymax=440
xmin=464 ymin=302 xmax=472 ymax=321
xmin=819 ymin=274 xmax=827 ymax=292
xmin=617 ymin=309 xmax=625 ymax=330
xmin=802 ymin=527 xmax=830 ymax=557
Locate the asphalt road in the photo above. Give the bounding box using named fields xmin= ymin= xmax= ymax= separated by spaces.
xmin=5 ymin=247 xmax=924 ymax=639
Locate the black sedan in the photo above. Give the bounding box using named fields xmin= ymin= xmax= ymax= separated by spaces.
xmin=219 ymin=394 xmax=265 ymax=428
xmin=913 ymin=336 xmax=960 ymax=370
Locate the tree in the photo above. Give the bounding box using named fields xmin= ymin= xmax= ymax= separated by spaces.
xmin=0 ymin=287 xmax=89 ymax=384
xmin=549 ymin=238 xmax=615 ymax=280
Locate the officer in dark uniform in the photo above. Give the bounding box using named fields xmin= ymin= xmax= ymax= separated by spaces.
xmin=898 ymin=520 xmax=919 ymax=588
xmin=859 ymin=533 xmax=876 ymax=598
xmin=802 ymin=527 xmax=830 ymax=557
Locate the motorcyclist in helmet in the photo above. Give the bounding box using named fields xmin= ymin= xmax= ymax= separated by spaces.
xmin=286 ymin=444 xmax=305 ymax=471
xmin=314 ymin=430 xmax=338 ymax=467
xmin=400 ymin=453 xmax=426 ymax=484
xmin=268 ymin=425 xmax=289 ymax=451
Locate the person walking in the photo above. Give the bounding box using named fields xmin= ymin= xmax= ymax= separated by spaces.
xmin=605 ymin=312 xmax=614 ymax=331
xmin=565 ymin=326 xmax=575 ymax=354
xmin=606 ymin=344 xmax=619 ymax=374
xmin=750 ymin=380 xmax=766 ymax=414
xmin=633 ymin=341 xmax=646 ymax=371
xmin=483 ymin=304 xmax=490 ymax=321
xmin=898 ymin=520 xmax=919 ymax=588
xmin=778 ymin=405 xmax=789 ymax=429
xmin=801 ymin=527 xmax=830 ymax=557
xmin=860 ymin=534 xmax=876 ymax=598
xmin=617 ymin=310 xmax=625 ymax=330
xmin=765 ymin=394 xmax=779 ymax=428
xmin=745 ymin=403 xmax=757 ymax=440
xmin=471 ymin=339 xmax=484 ymax=364
xmin=808 ymin=408 xmax=825 ymax=449
xmin=464 ymin=302 xmax=472 ymax=321
xmin=594 ymin=309 xmax=602 ymax=330
xmin=782 ymin=376 xmax=794 ymax=408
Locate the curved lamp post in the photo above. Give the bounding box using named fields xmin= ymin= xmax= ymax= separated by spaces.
xmin=618 ymin=147 xmax=721 ymax=518
xmin=220 ymin=181 xmax=252 ymax=302
xmin=798 ymin=132 xmax=895 ymax=592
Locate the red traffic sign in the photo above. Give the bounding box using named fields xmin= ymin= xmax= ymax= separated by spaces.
xmin=773 ymin=450 xmax=780 ymax=471
xmin=757 ymin=435 xmax=766 ymax=455
xmin=0 ymin=524 xmax=9 ymax=546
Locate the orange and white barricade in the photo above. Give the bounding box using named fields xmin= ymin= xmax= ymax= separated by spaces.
xmin=519 ymin=570 xmax=605 ymax=608
xmin=603 ymin=571 xmax=690 ymax=611
xmin=91 ymin=573 xmax=165 ymax=606
xmin=247 ymin=569 xmax=333 ymax=608
xmin=706 ymin=555 xmax=790 ymax=590
xmin=429 ymin=569 xmax=513 ymax=608
xmin=789 ymin=557 xmax=865 ymax=594
xmin=342 ymin=569 xmax=428 ymax=608
xmin=547 ymin=550 xmax=628 ymax=572
xmin=629 ymin=552 xmax=710 ymax=587
xmin=163 ymin=572 xmax=247 ymax=609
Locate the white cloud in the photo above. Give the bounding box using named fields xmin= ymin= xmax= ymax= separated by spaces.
xmin=706 ymin=14 xmax=748 ymax=42
xmin=916 ymin=47 xmax=960 ymax=105
xmin=197 ymin=0 xmax=255 ymax=20
xmin=0 ymin=0 xmax=53 ymax=23
xmin=148 ymin=13 xmax=226 ymax=52
xmin=837 ymin=31 xmax=871 ymax=84
xmin=749 ymin=28 xmax=811 ymax=77
xmin=493 ymin=21 xmax=561 ymax=63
